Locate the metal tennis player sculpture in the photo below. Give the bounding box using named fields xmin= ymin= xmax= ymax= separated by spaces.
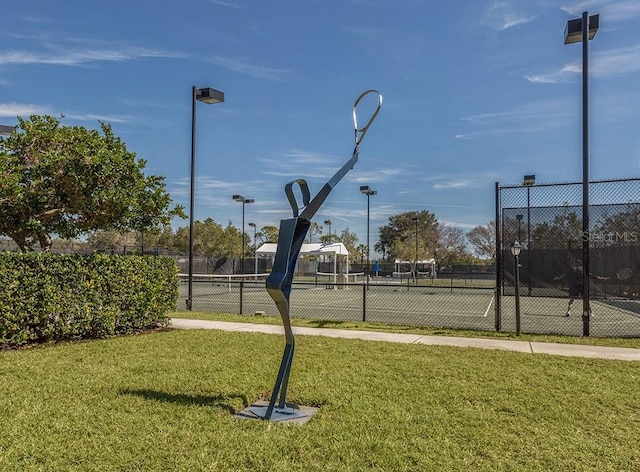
xmin=250 ymin=90 xmax=382 ymax=422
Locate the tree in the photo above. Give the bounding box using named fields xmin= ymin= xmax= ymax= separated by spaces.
xmin=0 ymin=115 xmax=184 ymax=252
xmin=154 ymin=225 xmax=176 ymax=251
xmin=335 ymin=227 xmax=359 ymax=260
xmin=355 ymin=244 xmax=367 ymax=264
xmin=530 ymin=211 xmax=582 ymax=250
xmin=436 ymin=225 xmax=468 ymax=265
xmin=595 ymin=206 xmax=640 ymax=247
xmin=376 ymin=210 xmax=439 ymax=263
xmin=467 ymin=220 xmax=496 ymax=259
xmin=257 ymin=225 xmax=279 ymax=245
xmin=306 ymin=221 xmax=323 ymax=243
xmin=171 ymin=218 xmax=243 ymax=259
xmin=87 ymin=231 xmax=138 ymax=253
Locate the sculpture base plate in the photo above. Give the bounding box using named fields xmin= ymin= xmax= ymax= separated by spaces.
xmin=235 ymin=400 xmax=319 ymax=424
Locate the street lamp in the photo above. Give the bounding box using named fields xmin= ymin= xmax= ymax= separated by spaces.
xmin=187 ymin=86 xmax=224 ymax=311
xmin=511 ymin=241 xmax=522 ymax=335
xmin=523 ymin=174 xmax=535 ymax=296
xmin=412 ymin=216 xmax=418 ymax=284
xmin=565 ymin=11 xmax=599 ymax=336
xmin=248 ymin=222 xmax=257 ymax=278
xmin=359 ymin=185 xmax=377 ymax=280
xmin=0 ymin=125 xmax=16 ymax=135
xmin=324 ymin=219 xmax=332 ymax=241
xmin=233 ymin=195 xmax=254 ymax=274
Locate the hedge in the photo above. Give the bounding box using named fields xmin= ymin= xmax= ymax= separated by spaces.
xmin=0 ymin=253 xmax=178 ymax=347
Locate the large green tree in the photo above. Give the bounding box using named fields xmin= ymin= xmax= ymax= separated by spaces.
xmin=172 ymin=218 xmax=243 ymax=258
xmin=0 ymin=115 xmax=184 ymax=251
xmin=257 ymin=225 xmax=280 ymax=245
xmin=376 ymin=210 xmax=439 ymax=263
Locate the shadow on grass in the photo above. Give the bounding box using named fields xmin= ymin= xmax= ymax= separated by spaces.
xmin=305 ymin=319 xmax=351 ymax=329
xmin=119 ymin=388 xmax=249 ymax=414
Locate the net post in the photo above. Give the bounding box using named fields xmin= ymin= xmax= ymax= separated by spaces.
xmin=239 ymin=280 xmax=244 ymax=315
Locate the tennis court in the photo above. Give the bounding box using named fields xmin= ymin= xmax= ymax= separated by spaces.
xmin=177 ymin=273 xmax=640 ymax=337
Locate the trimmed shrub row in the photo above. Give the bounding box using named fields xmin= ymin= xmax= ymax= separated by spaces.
xmin=0 ymin=253 xmax=178 ymax=347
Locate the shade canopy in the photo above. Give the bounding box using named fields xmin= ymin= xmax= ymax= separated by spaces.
xmin=256 ymin=242 xmax=349 ymax=256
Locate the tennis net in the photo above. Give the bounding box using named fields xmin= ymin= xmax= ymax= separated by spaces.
xmin=315 ymin=272 xmax=365 ymax=285
xmin=179 ymin=273 xmax=269 ymax=294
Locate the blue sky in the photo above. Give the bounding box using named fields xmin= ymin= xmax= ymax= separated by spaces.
xmin=1 ymin=0 xmax=639 ymax=251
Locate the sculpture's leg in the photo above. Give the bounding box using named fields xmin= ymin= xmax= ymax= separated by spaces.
xmin=264 ymin=287 xmax=296 ymax=420
xmin=265 ymin=341 xmax=293 ymax=420
xmin=277 ymin=345 xmax=293 ymax=408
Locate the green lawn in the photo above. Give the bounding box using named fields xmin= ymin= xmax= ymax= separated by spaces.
xmin=1 ymin=328 xmax=639 ymax=471
xmin=171 ymin=310 xmax=640 ymax=349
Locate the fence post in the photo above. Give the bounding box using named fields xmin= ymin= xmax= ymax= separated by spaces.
xmin=362 ymin=281 xmax=367 ymax=322
xmin=495 ymin=181 xmax=502 ymax=332
xmin=239 ymin=280 xmax=244 ymax=315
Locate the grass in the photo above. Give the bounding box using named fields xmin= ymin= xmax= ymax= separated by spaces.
xmin=1 ymin=328 xmax=639 ymax=471
xmin=171 ymin=311 xmax=640 ymax=349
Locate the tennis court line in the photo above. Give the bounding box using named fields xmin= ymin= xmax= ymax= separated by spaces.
xmin=483 ymin=296 xmax=494 ymax=318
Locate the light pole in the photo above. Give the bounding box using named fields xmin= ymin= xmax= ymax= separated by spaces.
xmin=232 ymin=195 xmax=254 ymax=274
xmin=324 ymin=219 xmax=332 ymax=242
xmin=248 ymin=222 xmax=257 ymax=278
xmin=511 ymin=241 xmax=522 ymax=335
xmin=187 ymin=86 xmax=224 ymax=311
xmin=359 ymin=185 xmax=377 ymax=280
xmin=412 ymin=216 xmax=418 ymax=284
xmin=565 ymin=11 xmax=599 ymax=336
xmin=523 ymin=174 xmax=535 ymax=296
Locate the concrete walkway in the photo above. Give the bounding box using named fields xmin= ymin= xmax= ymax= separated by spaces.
xmin=170 ymin=318 xmax=640 ymax=362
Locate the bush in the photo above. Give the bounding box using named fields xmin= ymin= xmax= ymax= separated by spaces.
xmin=0 ymin=253 xmax=177 ymax=347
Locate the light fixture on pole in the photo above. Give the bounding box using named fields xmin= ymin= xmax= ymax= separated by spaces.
xmin=233 ymin=195 xmax=254 ymax=274
xmin=0 ymin=125 xmax=16 ymax=135
xmin=511 ymin=241 xmax=522 ymax=335
xmin=324 ymin=219 xmax=332 ymax=241
xmin=359 ymin=185 xmax=377 ymax=281
xmin=523 ymin=174 xmax=535 ymax=296
xmin=187 ymin=86 xmax=224 ymax=311
xmin=248 ymin=222 xmax=257 ymax=278
xmin=565 ymin=11 xmax=599 ymax=336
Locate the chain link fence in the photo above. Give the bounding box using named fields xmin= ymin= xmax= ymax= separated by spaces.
xmin=178 ymin=178 xmax=640 ymax=339
xmin=179 ymin=275 xmax=496 ymax=331
xmin=497 ymin=178 xmax=640 ymax=337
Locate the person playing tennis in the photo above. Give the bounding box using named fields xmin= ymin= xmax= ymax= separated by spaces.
xmin=556 ymin=264 xmax=608 ymax=317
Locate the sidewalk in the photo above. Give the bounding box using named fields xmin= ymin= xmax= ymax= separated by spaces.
xmin=170 ymin=318 xmax=640 ymax=362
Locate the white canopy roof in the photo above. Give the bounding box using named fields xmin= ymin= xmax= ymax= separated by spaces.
xmin=256 ymin=242 xmax=349 ymax=256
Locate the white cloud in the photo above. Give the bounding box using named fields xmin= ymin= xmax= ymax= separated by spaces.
xmin=432 ymin=179 xmax=475 ymax=190
xmin=207 ymin=56 xmax=291 ymax=81
xmin=562 ymin=1 xmax=640 ymax=21
xmin=63 ymin=113 xmax=135 ymax=124
xmin=457 ymin=98 xmax=573 ymax=139
xmin=526 ymin=44 xmax=640 ymax=83
xmin=0 ymin=102 xmax=50 ymax=117
xmin=206 ymin=0 xmax=245 ymax=8
xmin=0 ymin=46 xmax=183 ymax=67
xmin=482 ymin=1 xmax=536 ymax=31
